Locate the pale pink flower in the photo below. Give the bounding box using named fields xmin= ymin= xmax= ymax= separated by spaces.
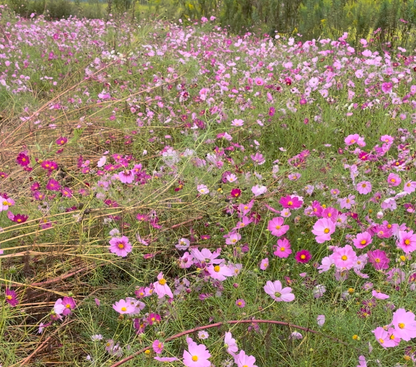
xmin=259 ymin=258 xmax=269 ymax=270
xmin=235 ymin=350 xmax=257 ymax=367
xmin=224 ymin=332 xmax=238 ymax=355
xmin=112 ymin=299 xmax=135 ymax=315
xmin=317 ymin=315 xmax=325 ymax=327
xmin=397 ymin=230 xmax=416 ymax=253
xmin=312 ymin=218 xmax=335 ymax=243
xmin=251 ymin=185 xmax=267 ymax=196
xmin=197 ymin=184 xmax=209 ymax=194
xmin=331 ymin=245 xmax=357 ymax=270
xmin=372 ymin=290 xmax=389 ymax=299
xmin=403 ymin=180 xmax=416 ymax=193
xmin=153 ymin=272 xmax=173 ymax=299
xmin=353 ymin=232 xmax=373 ymax=249
xmin=356 ymin=181 xmax=372 ymax=194
xmin=264 ymin=280 xmax=295 ymax=302
xmin=387 ymin=173 xmax=401 ymax=187
xmin=273 ymin=238 xmax=292 ymax=258
xmin=109 ymin=236 xmax=132 ymax=257
xmin=207 ymin=263 xmax=234 ymax=281
xmin=268 ymin=217 xmax=289 ymax=237
xmin=183 ymin=340 xmax=211 ymax=367
xmin=392 ymin=308 xmax=416 ymax=341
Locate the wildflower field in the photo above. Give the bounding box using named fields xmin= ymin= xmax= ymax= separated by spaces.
xmin=1 ymin=6 xmax=416 ymax=367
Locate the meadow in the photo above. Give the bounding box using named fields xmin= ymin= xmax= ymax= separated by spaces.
xmin=1 ymin=4 xmax=416 ymax=366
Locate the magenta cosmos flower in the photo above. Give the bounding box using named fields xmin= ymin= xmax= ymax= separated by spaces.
xmin=295 ymin=250 xmax=311 ymax=264
xmin=16 ymin=153 xmax=30 ymax=167
xmin=152 ymin=340 xmax=164 ymax=354
xmin=46 ymin=178 xmax=61 ymax=191
xmin=264 ymin=280 xmax=295 ymax=302
xmin=183 ymin=340 xmax=211 ymax=367
xmin=367 ymin=249 xmax=390 ymax=270
xmin=5 ymin=288 xmax=18 ymax=307
xmin=273 ymin=238 xmax=292 ymax=258
xmin=356 ymin=181 xmax=372 ymax=195
xmin=109 ymin=236 xmax=132 ymax=257
xmin=312 ymin=218 xmax=335 ymax=243
xmin=268 ymin=217 xmax=289 ymax=237
xmin=279 ymin=195 xmax=303 ymax=209
xmin=392 ymin=308 xmax=416 ymax=341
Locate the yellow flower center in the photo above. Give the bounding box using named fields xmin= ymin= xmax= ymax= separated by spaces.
xmin=159 ymin=278 xmax=166 ymax=285
xmin=399 ymin=323 xmax=405 ymax=329
xmin=379 ymin=338 xmax=384 ymax=344
xmin=300 ymin=255 xmax=306 ymax=259
xmin=275 ymin=225 xmax=281 ymax=229
xmin=214 ymin=265 xmax=220 ymax=272
xmin=288 ymin=201 xmax=293 ymax=206
xmin=66 ymin=304 xmax=71 ymax=308
xmin=324 ymin=228 xmax=330 ymax=234
xmin=121 ymin=307 xmax=127 ymax=312
xmin=390 ymin=335 xmax=395 ymax=340
xmin=400 ymin=256 xmax=406 ymax=261
xmin=280 ymin=247 xmax=286 ymax=251
xmin=360 ymin=240 xmax=366 ymax=245
xmin=6 ymin=295 xmax=12 ymax=300
xmin=117 ymin=243 xmax=125 ymax=249
xmin=405 ymin=239 xmax=410 ymax=245
xmin=192 ymin=356 xmax=198 ymax=362
xmin=327 ymin=213 xmax=332 ymax=217
xmin=341 ymin=255 xmax=348 ymax=261
xmin=391 ymin=179 xmax=396 ymax=183
xmin=362 ymin=184 xmax=366 ymax=188
xmin=375 ymin=258 xmax=380 ymax=263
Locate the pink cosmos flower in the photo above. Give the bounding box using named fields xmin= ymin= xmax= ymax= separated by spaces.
xmin=224 ymin=332 xmax=238 ymax=355
xmin=367 ymin=249 xmax=390 ymax=270
xmin=403 ymin=180 xmax=416 ymax=194
xmin=338 ymin=194 xmax=355 ymax=209
xmin=387 ymin=173 xmax=401 ymax=187
xmin=372 ymin=327 xmax=400 ymax=348
xmin=372 ymin=290 xmax=389 ymax=299
xmin=353 ymin=232 xmax=373 ymax=249
xmin=356 ymin=181 xmax=372 ymax=195
xmin=176 ymin=238 xmax=190 ymax=250
xmin=295 ymin=250 xmax=311 ymax=264
xmin=273 ymin=238 xmax=292 ymax=258
xmin=259 ymin=258 xmax=269 ymax=270
xmin=183 ymin=340 xmax=211 ymax=367
xmin=331 ymin=245 xmax=357 ymax=270
xmin=279 ymin=195 xmax=303 ymax=209
xmin=113 ymin=299 xmax=135 ymax=315
xmin=344 ymin=134 xmax=360 ymax=146
xmin=225 ymin=232 xmax=241 ymax=245
xmin=392 ymin=308 xmax=416 ymax=341
xmin=197 ymin=184 xmax=209 ymax=194
xmin=312 ymin=218 xmax=335 ymax=243
xmin=153 ymin=272 xmax=173 ymax=299
xmin=380 ymin=135 xmax=394 ymax=144
xmin=152 ymin=340 xmax=164 ymax=354
xmin=251 ymin=185 xmax=267 ymax=196
xmin=109 ymin=236 xmax=132 ymax=257
xmin=268 ymin=217 xmax=289 ymax=237
xmin=317 ymin=315 xmax=325 ymax=327
xmin=191 ymin=248 xmax=222 ymax=265
xmin=235 ymin=299 xmax=246 ymax=308
xmin=264 ymin=280 xmax=295 ymax=302
xmin=235 ymin=350 xmax=257 ymax=367
xmin=381 ymin=82 xmax=393 ymax=94
xmin=155 ymin=357 xmax=179 ymax=362
xmin=117 ymin=170 xmax=135 ymax=184
xmin=207 ymin=263 xmax=234 ymax=281
xmin=397 ymin=230 xmax=416 ymax=253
